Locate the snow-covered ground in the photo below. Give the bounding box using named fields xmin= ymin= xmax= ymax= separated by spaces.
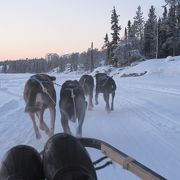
xmin=1 ymin=56 xmax=180 ymax=179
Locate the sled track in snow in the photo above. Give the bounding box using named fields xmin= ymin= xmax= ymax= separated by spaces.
xmin=118 ymin=92 xmax=180 ymax=164
xmin=123 ymin=84 xmax=180 ymax=96
xmin=120 ymin=85 xmax=180 ymax=128
xmin=123 ymin=96 xmax=180 ymax=133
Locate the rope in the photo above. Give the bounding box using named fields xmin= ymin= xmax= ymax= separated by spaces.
xmin=93 ymin=156 xmax=112 ymax=171
xmin=44 ymin=88 xmax=56 ymax=105
xmin=53 ymin=82 xmax=62 ymax=87
xmin=95 ymin=161 xmax=112 ymax=171
xmin=39 ymin=81 xmax=56 ymax=105
xmin=30 ymin=75 xmax=48 ymax=84
xmin=30 ymin=75 xmax=56 ymax=105
xmin=93 ymin=156 xmax=108 ymax=165
xmin=31 ymin=75 xmax=62 ymax=87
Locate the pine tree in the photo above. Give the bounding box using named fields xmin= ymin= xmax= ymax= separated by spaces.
xmin=124 ymin=27 xmax=128 ymax=43
xmin=163 ymin=5 xmax=168 ymax=20
xmin=2 ymin=63 xmax=7 ymax=73
xmin=110 ymin=6 xmax=121 ymax=66
xmin=133 ymin=6 xmax=144 ymax=40
xmin=163 ymin=0 xmax=180 ymax=56
xmin=165 ymin=0 xmax=180 ymax=6
xmin=143 ymin=5 xmax=157 ymax=58
xmin=103 ymin=33 xmax=109 ymax=49
xmin=175 ymin=3 xmax=180 ymax=54
xmin=127 ymin=20 xmax=132 ymax=40
xmin=103 ymin=33 xmax=111 ymax=65
xmin=166 ymin=5 xmax=177 ymax=56
xmin=133 ymin=6 xmax=144 ymax=52
xmin=158 ymin=6 xmax=169 ymax=57
xmin=156 ymin=18 xmax=161 ymax=58
xmin=126 ymin=20 xmax=136 ymax=48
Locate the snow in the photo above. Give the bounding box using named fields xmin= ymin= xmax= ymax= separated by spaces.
xmin=1 ymin=56 xmax=180 ymax=179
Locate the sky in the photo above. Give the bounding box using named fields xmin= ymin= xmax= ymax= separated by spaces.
xmin=0 ymin=0 xmax=165 ymax=60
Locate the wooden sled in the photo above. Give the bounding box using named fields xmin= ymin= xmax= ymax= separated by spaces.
xmin=78 ymin=137 xmax=167 ymax=180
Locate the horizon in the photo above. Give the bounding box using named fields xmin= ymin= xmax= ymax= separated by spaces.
xmin=0 ymin=0 xmax=165 ymax=61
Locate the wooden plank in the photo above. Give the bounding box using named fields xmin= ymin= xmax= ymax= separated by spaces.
xmin=101 ymin=143 xmax=166 ymax=180
xmin=79 ymin=137 xmax=166 ymax=180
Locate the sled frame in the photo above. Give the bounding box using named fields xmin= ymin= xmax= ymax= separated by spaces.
xmin=78 ymin=137 xmax=166 ymax=180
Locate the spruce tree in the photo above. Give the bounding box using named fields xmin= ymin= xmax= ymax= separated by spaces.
xmin=127 ymin=20 xmax=132 ymax=40
xmin=165 ymin=0 xmax=180 ymax=6
xmin=143 ymin=5 xmax=157 ymax=58
xmin=167 ymin=5 xmax=177 ymax=56
xmin=103 ymin=33 xmax=111 ymax=65
xmin=176 ymin=3 xmax=180 ymax=55
xmin=124 ymin=27 xmax=128 ymax=43
xmin=159 ymin=6 xmax=169 ymax=57
xmin=133 ymin=6 xmax=144 ymax=52
xmin=110 ymin=6 xmax=121 ymax=66
xmin=163 ymin=5 xmax=168 ymax=20
xmin=126 ymin=20 xmax=136 ymax=48
xmin=163 ymin=0 xmax=180 ymax=56
xmin=103 ymin=33 xmax=109 ymax=49
xmin=133 ymin=6 xmax=144 ymax=40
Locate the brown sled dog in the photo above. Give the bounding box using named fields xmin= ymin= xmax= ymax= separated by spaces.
xmin=23 ymin=74 xmax=56 ymax=139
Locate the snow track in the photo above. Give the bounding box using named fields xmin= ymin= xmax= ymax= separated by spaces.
xmin=118 ymin=77 xmax=180 ymax=179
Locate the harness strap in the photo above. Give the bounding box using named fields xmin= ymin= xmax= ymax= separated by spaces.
xmin=43 ymin=87 xmax=56 ymax=105
xmin=95 ymin=161 xmax=112 ymax=171
xmin=30 ymin=75 xmax=48 ymax=84
xmin=93 ymin=156 xmax=108 ymax=165
xmin=30 ymin=75 xmax=56 ymax=105
xmin=99 ymin=76 xmax=110 ymax=87
xmin=53 ymin=82 xmax=62 ymax=87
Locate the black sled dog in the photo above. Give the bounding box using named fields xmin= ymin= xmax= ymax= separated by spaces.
xmin=59 ymin=80 xmax=87 ymax=137
xmin=79 ymin=74 xmax=94 ymax=110
xmin=95 ymin=73 xmax=116 ymax=112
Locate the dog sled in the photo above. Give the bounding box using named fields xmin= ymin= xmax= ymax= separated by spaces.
xmin=79 ymin=137 xmax=166 ymax=180
xmin=0 ymin=133 xmax=166 ymax=180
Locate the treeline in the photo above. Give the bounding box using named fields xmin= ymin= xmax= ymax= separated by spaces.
xmin=104 ymin=0 xmax=180 ymax=66
xmin=1 ymin=0 xmax=180 ymax=73
xmin=0 ymin=49 xmax=105 ymax=73
xmin=0 ymin=58 xmax=48 ymax=73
